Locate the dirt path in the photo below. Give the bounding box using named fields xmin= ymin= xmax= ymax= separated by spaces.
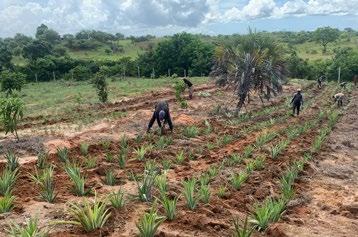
xmin=271 ymin=89 xmax=358 ymax=237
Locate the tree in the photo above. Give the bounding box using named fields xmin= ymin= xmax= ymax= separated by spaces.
xmin=210 ymin=31 xmax=287 ymax=113
xmin=23 ymin=40 xmax=52 ymax=60
xmin=0 ymin=41 xmax=12 ymax=70
xmin=0 ymin=70 xmax=26 ymax=96
xmin=93 ymin=73 xmax=108 ymax=103
xmin=70 ymin=65 xmax=92 ymax=81
xmin=0 ymin=96 xmax=24 ymax=141
xmin=314 ymin=27 xmax=340 ymax=53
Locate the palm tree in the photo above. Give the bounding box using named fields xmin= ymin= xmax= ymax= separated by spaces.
xmin=211 ymin=31 xmax=287 ymax=113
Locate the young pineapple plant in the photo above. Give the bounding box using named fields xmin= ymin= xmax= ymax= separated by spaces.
xmin=182 ymin=178 xmax=198 ymax=210
xmin=175 ymin=151 xmax=185 ymax=165
xmin=159 ymin=195 xmax=179 ymax=221
xmin=136 ymin=209 xmax=166 ymax=237
xmin=37 ymin=150 xmax=49 ymax=169
xmin=233 ymin=216 xmax=254 ymax=237
xmin=56 ymin=147 xmax=69 ymax=163
xmin=155 ymin=174 xmax=168 ymax=197
xmin=134 ymin=146 xmax=147 ymax=161
xmin=64 ymin=162 xmax=89 ymax=196
xmin=270 ymin=140 xmax=289 ymax=159
xmin=161 ymin=159 xmax=171 ymax=170
xmin=183 ymin=126 xmax=199 ymax=138
xmin=134 ymin=171 xmax=157 ymax=202
xmin=108 ymin=190 xmax=125 ymax=208
xmin=29 ymin=166 xmax=57 ymax=203
xmin=204 ymin=120 xmax=212 ymax=134
xmin=64 ymin=195 xmax=111 ymax=232
xmin=199 ymin=184 xmax=211 ymax=204
xmin=217 ymin=185 xmax=228 ymax=198
xmin=231 ymin=172 xmax=249 ymax=190
xmin=80 ymin=143 xmax=89 ymax=156
xmin=0 ymin=168 xmax=18 ymax=195
xmin=104 ymin=170 xmax=116 ymax=186
xmin=117 ymin=149 xmax=127 ymax=169
xmin=242 ymin=145 xmax=254 ymax=159
xmin=6 ymin=216 xmax=48 ymax=237
xmin=155 ymin=136 xmax=172 ymax=149
xmin=5 ymin=151 xmax=19 ymax=171
xmin=0 ymin=194 xmax=15 ymax=213
xmin=101 ymin=140 xmax=111 ymax=151
xmin=105 ymin=153 xmax=115 ymax=163
xmin=84 ymin=156 xmax=97 ymax=169
xmin=255 ymin=132 xmax=277 ymax=148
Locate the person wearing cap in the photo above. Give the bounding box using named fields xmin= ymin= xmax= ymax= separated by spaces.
xmin=333 ymin=92 xmax=345 ymax=107
xmin=182 ymin=78 xmax=193 ymax=99
xmin=147 ymin=100 xmax=173 ymax=134
xmin=290 ymin=88 xmax=303 ymax=116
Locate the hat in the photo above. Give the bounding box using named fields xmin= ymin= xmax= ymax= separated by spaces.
xmin=159 ymin=110 xmax=166 ymax=120
xmin=297 ymin=88 xmax=302 ymax=92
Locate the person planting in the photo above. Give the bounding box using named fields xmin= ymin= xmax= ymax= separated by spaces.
xmin=290 ymin=88 xmax=304 ymax=116
xmin=333 ymin=93 xmax=345 ymax=107
xmin=182 ymin=78 xmax=194 ymax=99
xmin=147 ymin=100 xmax=173 ymax=135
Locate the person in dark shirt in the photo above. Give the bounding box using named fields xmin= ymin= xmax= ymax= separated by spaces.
xmin=317 ymin=76 xmax=323 ymax=88
xmin=147 ymin=100 xmax=173 ymax=134
xmin=290 ymin=89 xmax=303 ymax=116
xmin=183 ymin=78 xmax=193 ymax=99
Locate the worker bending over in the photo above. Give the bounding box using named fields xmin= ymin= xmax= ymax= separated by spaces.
xmin=183 ymin=78 xmax=193 ymax=99
xmin=290 ymin=88 xmax=304 ymax=116
xmin=333 ymin=93 xmax=345 ymax=107
xmin=147 ymin=100 xmax=173 ymax=134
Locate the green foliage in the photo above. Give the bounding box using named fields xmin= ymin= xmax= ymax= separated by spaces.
xmin=108 ymin=190 xmax=125 ymax=209
xmin=80 ymin=143 xmax=89 ymax=156
xmin=207 ymin=165 xmax=220 ymax=179
xmin=314 ymin=27 xmax=340 ymax=52
xmin=233 ymin=216 xmax=253 ymax=237
xmin=56 ymin=147 xmax=68 ymax=163
xmin=155 ymin=136 xmax=173 ymax=149
xmin=175 ymin=151 xmax=185 ymax=164
xmin=217 ymin=185 xmax=228 ymax=198
xmin=0 ymin=70 xmax=26 ymax=96
xmin=155 ymin=174 xmax=168 ymax=196
xmin=101 ymin=140 xmax=111 ymax=151
xmin=105 ymin=153 xmax=115 ymax=163
xmin=64 ymin=162 xmax=89 ymax=196
xmin=136 ymin=209 xmax=166 ymax=237
xmin=6 ymin=216 xmax=48 ymax=237
xmin=183 ymin=126 xmax=199 ymax=138
xmin=104 ymin=170 xmax=116 ymax=186
xmin=0 ymin=194 xmax=15 ymax=213
xmin=64 ymin=195 xmax=111 ymax=232
xmin=93 ymin=73 xmax=108 ymax=103
xmin=135 ymin=146 xmax=147 ymax=161
xmin=161 ymin=159 xmax=171 ymax=170
xmin=117 ymin=149 xmax=127 ymax=169
xmin=84 ymin=156 xmax=97 ymax=169
xmin=29 ymin=166 xmax=57 ymax=203
xmin=144 ymin=160 xmax=158 ymax=174
xmin=182 ymin=178 xmax=198 ymax=210
xmin=242 ymin=145 xmax=255 ymax=159
xmin=199 ymin=184 xmax=211 ymax=204
xmin=0 ymin=96 xmax=24 ymax=140
xmin=204 ymin=120 xmax=212 ymax=134
xmin=270 ymin=140 xmax=289 ymax=159
xmin=134 ymin=171 xmax=157 ymax=202
xmin=5 ymin=151 xmax=19 ymax=171
xmin=255 ymin=132 xmax=277 ymax=148
xmin=218 ymin=134 xmax=234 ymax=146
xmin=199 ymin=173 xmax=210 ymax=186
xmin=37 ymin=150 xmax=49 ymax=169
xmin=0 ymin=168 xmax=18 ymax=195
xmin=159 ymin=195 xmax=179 ymax=221
xmin=231 ymin=172 xmax=249 ymax=190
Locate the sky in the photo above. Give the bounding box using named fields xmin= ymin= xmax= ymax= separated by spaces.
xmin=0 ymin=0 xmax=357 ymax=38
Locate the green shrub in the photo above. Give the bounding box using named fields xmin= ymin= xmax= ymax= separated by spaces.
xmin=93 ymin=73 xmax=108 ymax=103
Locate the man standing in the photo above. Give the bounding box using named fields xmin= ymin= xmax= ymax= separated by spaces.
xmin=147 ymin=100 xmax=173 ymax=135
xmin=290 ymin=89 xmax=303 ymax=116
xmin=317 ymin=75 xmax=323 ymax=88
xmin=183 ymin=78 xmax=193 ymax=99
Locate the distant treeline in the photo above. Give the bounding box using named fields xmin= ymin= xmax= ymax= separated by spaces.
xmin=0 ymin=24 xmax=357 ymax=83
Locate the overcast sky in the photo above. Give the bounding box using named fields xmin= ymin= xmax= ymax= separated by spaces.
xmin=0 ymin=0 xmax=357 ymax=38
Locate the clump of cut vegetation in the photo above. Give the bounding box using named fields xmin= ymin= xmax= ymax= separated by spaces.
xmin=29 ymin=166 xmax=57 ymax=203
xmin=62 ymin=195 xmax=111 ymax=232
xmin=6 ymin=216 xmax=48 ymax=237
xmin=56 ymin=147 xmax=69 ymax=163
xmin=108 ymin=190 xmax=125 ymax=209
xmin=136 ymin=209 xmax=166 ymax=237
xmin=183 ymin=126 xmax=199 ymax=138
xmin=182 ymin=178 xmax=198 ymax=210
xmin=5 ymin=151 xmax=19 ymax=171
xmin=159 ymin=195 xmax=179 ymax=221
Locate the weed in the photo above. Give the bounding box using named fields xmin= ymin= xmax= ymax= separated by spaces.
xmin=183 ymin=126 xmax=199 ymax=138
xmin=64 ymin=162 xmax=89 ymax=196
xmin=0 ymin=194 xmax=15 ymax=213
xmin=136 ymin=209 xmax=166 ymax=237
xmin=231 ymin=172 xmax=249 ymax=190
xmin=104 ymin=170 xmax=116 ymax=186
xmin=64 ymin=195 xmax=111 ymax=232
xmin=0 ymin=168 xmax=18 ymax=195
xmin=37 ymin=150 xmax=49 ymax=169
xmin=159 ymin=195 xmax=179 ymax=221
xmin=182 ymin=178 xmax=198 ymax=210
xmin=56 ymin=147 xmax=68 ymax=163
xmin=84 ymin=156 xmax=97 ymax=169
xmin=199 ymin=184 xmax=211 ymax=204
xmin=6 ymin=216 xmax=48 ymax=237
xmin=108 ymin=190 xmax=125 ymax=208
xmin=29 ymin=166 xmax=57 ymax=203
xmin=217 ymin=185 xmax=227 ymax=198
xmin=233 ymin=216 xmax=253 ymax=237
xmin=80 ymin=143 xmax=89 ymax=156
xmin=5 ymin=151 xmax=19 ymax=172
xmin=175 ymin=151 xmax=185 ymax=164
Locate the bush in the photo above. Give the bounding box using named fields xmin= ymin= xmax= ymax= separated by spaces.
xmin=0 ymin=70 xmax=26 ymax=96
xmin=0 ymin=97 xmax=24 ymax=141
xmin=92 ymin=73 xmax=108 ymax=103
xmin=70 ymin=65 xmax=92 ymax=81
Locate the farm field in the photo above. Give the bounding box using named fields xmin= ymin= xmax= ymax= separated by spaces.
xmin=0 ymin=78 xmax=356 ymax=237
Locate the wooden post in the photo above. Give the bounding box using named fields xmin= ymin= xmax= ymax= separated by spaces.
xmin=71 ymin=71 xmax=74 ymax=80
xmin=35 ymin=73 xmax=38 ymax=83
xmin=52 ymin=71 xmax=56 ymax=81
xmin=338 ymin=67 xmax=341 ymax=84
xmin=184 ymin=69 xmax=186 ymax=77
xmin=137 ymin=66 xmax=140 ymax=78
xmin=168 ymin=69 xmax=171 ymax=77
